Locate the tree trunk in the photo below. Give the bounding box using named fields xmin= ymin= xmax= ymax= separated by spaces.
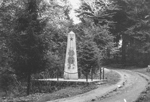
xmin=103 ymin=67 xmax=105 ymax=79
xmin=78 ymin=68 xmax=81 ymax=78
xmin=106 ymin=48 xmax=110 ymax=59
xmin=57 ymin=67 xmax=59 ymax=81
xmin=91 ymin=69 xmax=93 ymax=81
xmin=145 ymin=53 xmax=149 ymax=66
xmin=97 ymin=56 xmax=101 ymax=80
xmin=27 ymin=72 xmax=31 ymax=95
xmin=86 ymin=72 xmax=88 ymax=82
xmin=99 ymin=67 xmax=101 ymax=80
xmin=122 ymin=34 xmax=127 ymax=65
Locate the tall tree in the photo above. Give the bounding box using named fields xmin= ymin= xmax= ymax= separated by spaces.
xmin=113 ymin=0 xmax=150 ymax=66
xmin=79 ymin=38 xmax=98 ymax=81
xmin=76 ymin=0 xmax=116 ymax=64
xmin=9 ymin=0 xmax=49 ymax=95
xmin=125 ymin=0 xmax=150 ymax=66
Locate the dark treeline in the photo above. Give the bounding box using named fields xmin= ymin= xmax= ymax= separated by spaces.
xmin=0 ymin=0 xmax=150 ymax=96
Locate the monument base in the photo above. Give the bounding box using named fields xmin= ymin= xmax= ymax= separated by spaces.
xmin=64 ymin=72 xmax=78 ymax=80
xmin=37 ymin=78 xmax=101 ymax=83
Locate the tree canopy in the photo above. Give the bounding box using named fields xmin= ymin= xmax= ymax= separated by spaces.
xmin=0 ymin=0 xmax=150 ymax=96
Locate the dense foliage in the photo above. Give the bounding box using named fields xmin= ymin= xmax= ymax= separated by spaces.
xmin=0 ymin=0 xmax=150 ymax=97
xmin=112 ymin=0 xmax=150 ymax=66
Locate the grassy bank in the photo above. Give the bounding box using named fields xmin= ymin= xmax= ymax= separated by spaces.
xmin=0 ymin=70 xmax=120 ymax=102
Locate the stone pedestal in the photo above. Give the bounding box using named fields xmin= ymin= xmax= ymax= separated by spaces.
xmin=64 ymin=31 xmax=78 ymax=79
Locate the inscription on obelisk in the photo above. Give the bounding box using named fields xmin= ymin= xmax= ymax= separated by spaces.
xmin=64 ymin=31 xmax=78 ymax=79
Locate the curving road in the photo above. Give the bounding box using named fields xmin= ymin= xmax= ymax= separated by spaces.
xmin=95 ymin=70 xmax=148 ymax=102
xmin=47 ymin=69 xmax=149 ymax=102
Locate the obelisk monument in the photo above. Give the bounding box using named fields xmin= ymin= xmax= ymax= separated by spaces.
xmin=64 ymin=31 xmax=78 ymax=79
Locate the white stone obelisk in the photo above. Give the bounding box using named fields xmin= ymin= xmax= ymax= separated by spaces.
xmin=64 ymin=31 xmax=78 ymax=79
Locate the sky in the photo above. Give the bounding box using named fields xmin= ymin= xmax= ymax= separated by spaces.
xmin=68 ymin=0 xmax=81 ymax=24
xmin=44 ymin=0 xmax=81 ymax=24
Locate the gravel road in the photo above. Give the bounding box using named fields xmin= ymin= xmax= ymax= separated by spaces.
xmin=47 ymin=70 xmax=149 ymax=102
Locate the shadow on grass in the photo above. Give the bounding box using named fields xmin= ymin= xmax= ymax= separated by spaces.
xmin=11 ymin=70 xmax=120 ymax=102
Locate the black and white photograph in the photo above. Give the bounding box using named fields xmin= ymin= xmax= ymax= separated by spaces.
xmin=0 ymin=0 xmax=150 ymax=102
